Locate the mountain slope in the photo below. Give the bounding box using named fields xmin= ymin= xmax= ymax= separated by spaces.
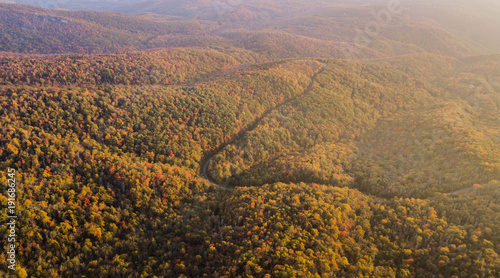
xmin=0 ymin=1 xmax=499 ymax=277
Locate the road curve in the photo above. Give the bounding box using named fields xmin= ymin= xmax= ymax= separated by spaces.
xmin=201 ymin=62 xmax=327 ymax=189
xmin=202 ymin=155 xmax=229 ymax=190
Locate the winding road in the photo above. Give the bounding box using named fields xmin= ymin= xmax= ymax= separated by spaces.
xmin=201 ymin=62 xmax=327 ymax=189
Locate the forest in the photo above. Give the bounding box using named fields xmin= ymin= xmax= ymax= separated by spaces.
xmin=0 ymin=1 xmax=499 ymax=277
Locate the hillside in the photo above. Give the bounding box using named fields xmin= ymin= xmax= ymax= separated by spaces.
xmin=207 ymin=55 xmax=500 ymax=199
xmin=0 ymin=1 xmax=499 ymax=277
xmin=1 ymin=50 xmax=499 ymax=277
xmin=0 ymin=4 xmax=146 ymax=54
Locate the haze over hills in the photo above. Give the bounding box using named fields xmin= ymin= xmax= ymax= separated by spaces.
xmin=7 ymin=0 xmax=500 ymax=54
xmin=0 ymin=0 xmax=499 ymax=277
xmin=1 ymin=0 xmax=496 ymax=58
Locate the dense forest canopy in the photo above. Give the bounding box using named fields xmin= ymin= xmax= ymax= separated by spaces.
xmin=0 ymin=0 xmax=499 ymax=277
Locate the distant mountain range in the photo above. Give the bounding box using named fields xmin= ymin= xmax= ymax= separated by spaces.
xmin=2 ymin=0 xmax=500 ymax=57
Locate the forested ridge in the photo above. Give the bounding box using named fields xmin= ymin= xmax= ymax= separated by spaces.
xmin=0 ymin=1 xmax=499 ymax=277
xmin=0 ymin=1 xmax=488 ymax=59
